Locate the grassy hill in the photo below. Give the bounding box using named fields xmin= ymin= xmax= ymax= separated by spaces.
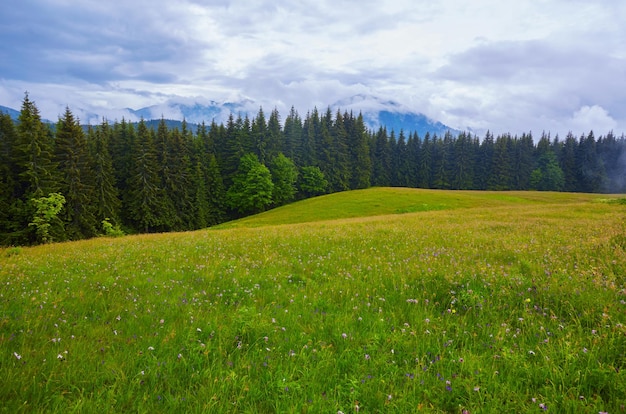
xmin=1 ymin=188 xmax=625 ymax=413
xmin=215 ymin=187 xmax=609 ymax=229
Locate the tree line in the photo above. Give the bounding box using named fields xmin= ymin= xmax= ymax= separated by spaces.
xmin=1 ymin=94 xmax=625 ymax=245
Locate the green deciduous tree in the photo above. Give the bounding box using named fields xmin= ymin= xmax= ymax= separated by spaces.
xmin=29 ymin=192 xmax=65 ymax=244
xmin=227 ymin=153 xmax=274 ymax=214
xmin=298 ymin=165 xmax=328 ymax=198
xmin=530 ymin=150 xmax=565 ymax=191
xmin=270 ymin=153 xmax=298 ymax=206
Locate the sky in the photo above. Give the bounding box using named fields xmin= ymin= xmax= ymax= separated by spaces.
xmin=1 ymin=0 xmax=625 ymax=137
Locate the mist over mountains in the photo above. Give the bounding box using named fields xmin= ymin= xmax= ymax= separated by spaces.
xmin=1 ymin=95 xmax=458 ymax=136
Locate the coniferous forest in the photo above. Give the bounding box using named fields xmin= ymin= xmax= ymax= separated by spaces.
xmin=1 ymin=94 xmax=625 ymax=246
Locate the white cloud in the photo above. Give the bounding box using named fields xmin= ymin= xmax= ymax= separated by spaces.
xmin=569 ymin=105 xmax=618 ymax=136
xmin=0 ymin=0 xmax=625 ymax=137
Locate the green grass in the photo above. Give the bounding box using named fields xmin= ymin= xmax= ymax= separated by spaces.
xmin=1 ymin=188 xmax=625 ymax=413
xmin=214 ymin=187 xmax=606 ymax=229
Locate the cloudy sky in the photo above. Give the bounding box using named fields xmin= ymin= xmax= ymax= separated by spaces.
xmin=1 ymin=0 xmax=625 ymax=137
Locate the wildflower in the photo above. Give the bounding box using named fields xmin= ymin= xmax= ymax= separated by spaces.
xmin=196 ymin=328 xmax=202 ymax=332
xmin=528 ymin=350 xmax=536 ymax=355
xmin=539 ymin=402 xmax=547 ymax=411
xmin=341 ymin=333 xmax=347 ymax=339
xmin=474 ymin=386 xmax=480 ymax=392
xmin=13 ymin=352 xmax=21 ymax=360
xmin=57 ymin=354 xmax=64 ymax=360
xmin=148 ymin=346 xmax=155 ymax=351
xmin=116 ymin=315 xmax=121 ymax=321
xmin=159 ymin=319 xmax=164 ymax=324
xmin=387 ymin=394 xmax=392 ymax=401
xmin=365 ymin=354 xmax=370 ymax=360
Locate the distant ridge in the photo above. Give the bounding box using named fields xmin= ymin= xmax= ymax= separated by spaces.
xmin=0 ymin=95 xmax=460 ymax=136
xmin=0 ymin=105 xmax=20 ymax=120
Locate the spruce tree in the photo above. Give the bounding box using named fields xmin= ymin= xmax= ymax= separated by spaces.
xmin=347 ymin=113 xmax=371 ymax=189
xmin=0 ymin=112 xmax=19 ymax=244
xmin=283 ymin=106 xmax=303 ymax=164
xmin=12 ymin=94 xmax=59 ymax=243
xmin=125 ymin=120 xmax=165 ymax=232
xmin=88 ymin=119 xmax=121 ymax=227
xmin=417 ymin=133 xmax=432 ymax=189
xmin=54 ymin=107 xmax=97 ymax=239
xmin=452 ymin=132 xmax=475 ymax=190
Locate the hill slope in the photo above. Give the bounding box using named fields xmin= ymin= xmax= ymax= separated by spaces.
xmin=213 ymin=187 xmax=609 ymax=229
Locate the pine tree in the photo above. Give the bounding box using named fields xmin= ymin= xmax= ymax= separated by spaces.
xmin=0 ymin=112 xmax=19 ymax=244
xmin=88 ymin=119 xmax=121 ymax=228
xmin=125 ymin=120 xmax=165 ymax=232
xmin=347 ymin=113 xmax=371 ymax=189
xmin=475 ymin=131 xmax=494 ymax=190
xmin=283 ymin=106 xmax=303 ymax=164
xmin=301 ymin=109 xmax=319 ymax=167
xmin=54 ymin=107 xmax=97 ymax=239
xmin=576 ymin=131 xmax=607 ymax=193
xmin=330 ymin=110 xmax=350 ymax=192
xmin=252 ymin=107 xmax=268 ymax=164
xmin=488 ymin=134 xmax=513 ymax=190
xmin=417 ymin=133 xmax=432 ymax=188
xmin=266 ymin=108 xmax=283 ymax=163
xmin=512 ymin=133 xmax=534 ymax=190
xmin=431 ymin=134 xmax=451 ymax=189
xmin=14 ymin=93 xmax=58 ymax=200
xmin=12 ymin=94 xmax=59 ymax=243
xmin=391 ymin=130 xmax=411 ymax=187
xmin=109 ymin=118 xmax=135 ymax=207
xmin=452 ymin=132 xmax=475 ymax=190
xmin=371 ymin=127 xmax=391 ymax=186
xmin=559 ymin=132 xmax=579 ymax=192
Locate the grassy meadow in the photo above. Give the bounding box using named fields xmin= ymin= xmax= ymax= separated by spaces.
xmin=1 ymin=188 xmax=625 ymax=413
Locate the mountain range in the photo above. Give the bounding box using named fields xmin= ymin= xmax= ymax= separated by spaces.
xmin=1 ymin=95 xmax=459 ymax=137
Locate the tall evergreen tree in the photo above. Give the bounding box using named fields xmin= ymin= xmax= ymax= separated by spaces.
xmin=370 ymin=127 xmax=391 ymax=186
xmin=125 ymin=120 xmax=165 ymax=232
xmin=162 ymin=126 xmax=193 ymax=230
xmin=301 ymin=109 xmax=319 ymax=167
xmin=54 ymin=107 xmax=97 ymax=239
xmin=451 ymin=132 xmax=475 ymax=190
xmin=330 ymin=110 xmax=351 ymax=191
xmin=489 ymin=134 xmax=513 ymax=190
xmin=283 ymin=106 xmax=303 ymax=164
xmin=475 ymin=131 xmax=494 ymax=190
xmin=576 ymin=131 xmax=607 ymax=193
xmin=512 ymin=133 xmax=534 ymax=190
xmin=0 ymin=112 xmax=19 ymax=243
xmin=266 ymin=108 xmax=283 ymax=163
xmin=347 ymin=113 xmax=371 ymax=189
xmin=88 ymin=119 xmax=120 ymax=226
xmin=12 ymin=94 xmax=58 ymax=243
xmin=559 ymin=132 xmax=579 ymax=192
xmin=417 ymin=133 xmax=432 ymax=188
